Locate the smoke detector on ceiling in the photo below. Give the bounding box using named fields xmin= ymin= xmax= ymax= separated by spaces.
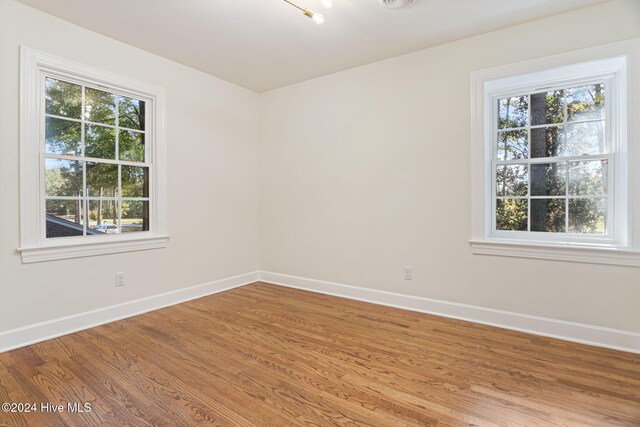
xmin=378 ymin=0 xmax=415 ymax=9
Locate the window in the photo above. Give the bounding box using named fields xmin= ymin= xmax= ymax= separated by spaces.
xmin=19 ymin=48 xmax=168 ymax=263
xmin=494 ymin=82 xmax=610 ymax=240
xmin=470 ymin=40 xmax=640 ymax=266
xmin=45 ymin=77 xmax=150 ymax=239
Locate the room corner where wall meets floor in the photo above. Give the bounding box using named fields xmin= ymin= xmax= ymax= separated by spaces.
xmin=258 ymin=273 xmax=640 ymax=355
xmin=1 ymin=271 xmax=638 ymax=355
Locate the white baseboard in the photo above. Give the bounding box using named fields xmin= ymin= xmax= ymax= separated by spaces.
xmin=0 ymin=271 xmax=259 ymax=353
xmin=3 ymin=270 xmax=638 ymax=355
xmin=258 ymin=271 xmax=640 ymax=354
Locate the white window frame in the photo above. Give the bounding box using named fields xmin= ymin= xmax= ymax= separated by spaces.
xmin=18 ymin=47 xmax=169 ymax=263
xmin=470 ymin=39 xmax=640 ymax=267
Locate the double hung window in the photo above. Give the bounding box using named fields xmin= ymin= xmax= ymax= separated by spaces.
xmin=470 ymin=41 xmax=640 ymax=266
xmin=44 ymin=77 xmax=150 ymax=239
xmin=494 ymin=82 xmax=609 ymax=240
xmin=19 ymin=48 xmax=168 ymax=263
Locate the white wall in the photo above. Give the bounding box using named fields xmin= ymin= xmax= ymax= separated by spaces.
xmin=0 ymin=0 xmax=261 ymax=331
xmin=259 ymin=0 xmax=640 ymax=332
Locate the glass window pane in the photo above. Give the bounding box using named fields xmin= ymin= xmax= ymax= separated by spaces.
xmin=119 ymin=96 xmax=146 ymax=131
xmin=497 ymin=130 xmax=527 ymax=160
xmin=121 ymin=200 xmax=149 ymax=233
xmin=498 ymin=96 xmax=528 ymax=129
xmin=568 ymin=198 xmax=606 ymax=234
xmin=46 ymin=199 xmax=84 ymax=238
xmin=567 ymin=84 xmax=605 ymax=122
xmin=45 ymin=117 xmax=81 ymax=156
xmin=496 ymin=199 xmax=528 ymax=231
xmin=531 ymin=199 xmax=566 ymax=233
xmin=531 ymin=162 xmax=566 ymax=197
xmin=496 ymin=164 xmax=528 ymax=197
xmin=530 ymin=90 xmax=564 ymax=125
xmin=85 ymin=87 xmax=116 ymax=125
xmin=119 ymin=130 xmax=145 ymax=162
xmin=85 ymin=124 xmax=116 ymax=159
xmin=88 ymin=200 xmax=120 ymax=234
xmin=569 ymin=160 xmax=608 ymax=196
xmin=530 ymin=126 xmax=564 ymax=158
xmin=45 ymin=159 xmax=83 ymax=197
xmin=566 ymin=121 xmax=605 ymax=156
xmin=45 ymin=78 xmax=81 ymax=119
xmin=121 ymin=165 xmax=149 ymax=198
xmin=87 ymin=162 xmax=118 ymax=197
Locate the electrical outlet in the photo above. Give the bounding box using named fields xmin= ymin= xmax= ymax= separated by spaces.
xmin=115 ymin=272 xmax=126 ymax=287
xmin=403 ymin=266 xmax=412 ymax=280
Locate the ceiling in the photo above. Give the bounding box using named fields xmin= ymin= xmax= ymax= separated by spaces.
xmin=16 ymin=0 xmax=609 ymax=92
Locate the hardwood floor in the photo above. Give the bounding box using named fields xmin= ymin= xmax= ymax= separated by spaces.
xmin=0 ymin=283 xmax=639 ymax=426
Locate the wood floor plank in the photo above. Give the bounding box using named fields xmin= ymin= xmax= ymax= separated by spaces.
xmin=0 ymin=282 xmax=638 ymax=426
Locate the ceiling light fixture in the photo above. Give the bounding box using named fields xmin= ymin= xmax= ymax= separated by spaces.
xmin=283 ymin=0 xmax=325 ymax=25
xmin=378 ymin=0 xmax=414 ymax=8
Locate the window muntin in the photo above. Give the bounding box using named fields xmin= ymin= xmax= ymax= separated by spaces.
xmin=492 ymin=81 xmax=611 ymax=239
xmin=43 ymin=76 xmax=150 ymax=239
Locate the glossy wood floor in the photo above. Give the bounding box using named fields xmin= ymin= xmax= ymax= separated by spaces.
xmin=0 ymin=283 xmax=639 ymax=426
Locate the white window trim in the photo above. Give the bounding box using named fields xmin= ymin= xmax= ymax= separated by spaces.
xmin=470 ymin=38 xmax=640 ymax=267
xmin=18 ymin=47 xmax=169 ymax=263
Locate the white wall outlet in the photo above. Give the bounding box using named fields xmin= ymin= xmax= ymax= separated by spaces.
xmin=115 ymin=272 xmax=126 ymax=287
xmin=403 ymin=266 xmax=412 ymax=280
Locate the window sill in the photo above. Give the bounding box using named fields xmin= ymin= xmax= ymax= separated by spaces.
xmin=17 ymin=235 xmax=170 ymax=264
xmin=469 ymin=239 xmax=640 ymax=267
